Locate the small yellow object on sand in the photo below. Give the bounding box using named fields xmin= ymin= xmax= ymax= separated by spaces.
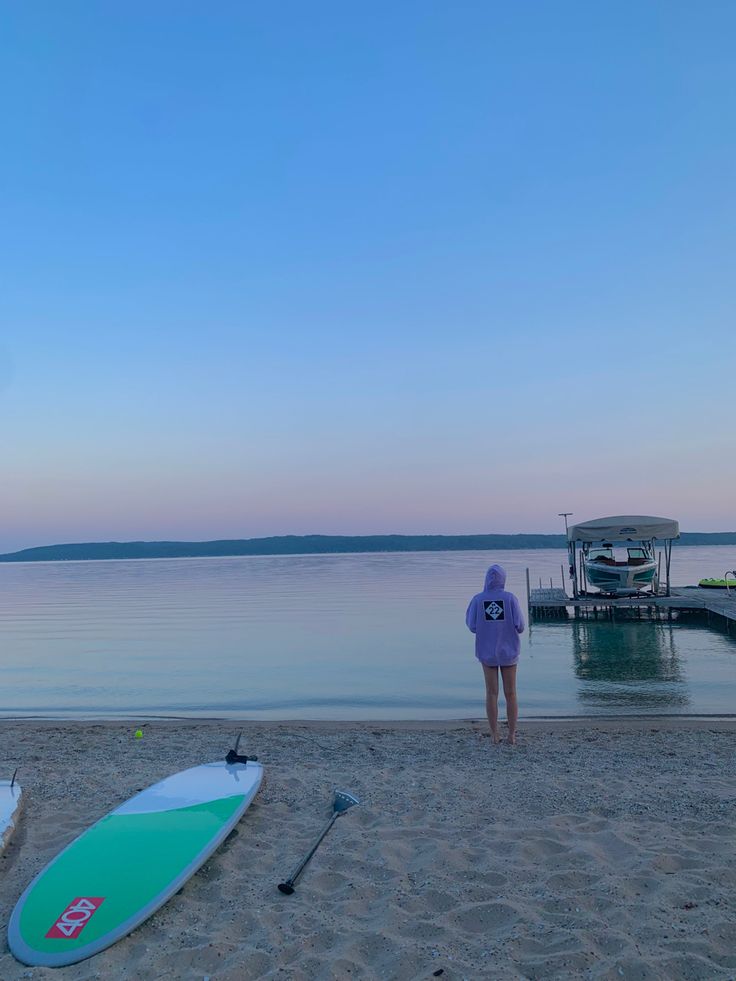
xmin=134 ymin=729 xmax=143 ymax=739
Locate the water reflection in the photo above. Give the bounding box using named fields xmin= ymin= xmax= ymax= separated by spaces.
xmin=571 ymin=613 xmax=689 ymax=708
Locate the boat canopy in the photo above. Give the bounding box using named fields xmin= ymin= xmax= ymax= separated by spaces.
xmin=567 ymin=515 xmax=680 ymax=543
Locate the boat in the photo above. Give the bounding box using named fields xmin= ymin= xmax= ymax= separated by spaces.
xmin=567 ymin=516 xmax=680 ymax=597
xmin=584 ymin=542 xmax=657 ymax=594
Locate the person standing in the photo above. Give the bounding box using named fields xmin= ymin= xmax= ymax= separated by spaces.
xmin=465 ymin=564 xmax=525 ymax=744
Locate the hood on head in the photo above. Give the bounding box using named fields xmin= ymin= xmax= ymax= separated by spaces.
xmin=484 ymin=564 xmax=506 ymax=590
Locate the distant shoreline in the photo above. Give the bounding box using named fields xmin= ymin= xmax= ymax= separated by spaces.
xmin=1 ymin=532 xmax=734 ymax=563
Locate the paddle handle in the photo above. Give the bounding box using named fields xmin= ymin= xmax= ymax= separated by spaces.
xmin=280 ymin=812 xmax=339 ymax=890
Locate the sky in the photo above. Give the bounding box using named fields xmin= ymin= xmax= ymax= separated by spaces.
xmin=1 ymin=1 xmax=735 ymax=551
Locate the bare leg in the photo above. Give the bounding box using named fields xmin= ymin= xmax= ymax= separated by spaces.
xmin=481 ymin=664 xmax=501 ymax=743
xmin=501 ymin=664 xmax=518 ymax=744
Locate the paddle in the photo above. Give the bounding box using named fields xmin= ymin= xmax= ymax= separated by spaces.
xmin=277 ymin=790 xmax=360 ymax=894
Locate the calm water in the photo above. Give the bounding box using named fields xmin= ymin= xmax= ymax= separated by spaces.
xmin=0 ymin=548 xmax=734 ymax=719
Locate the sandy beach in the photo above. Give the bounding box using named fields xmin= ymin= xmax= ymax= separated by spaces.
xmin=0 ymin=718 xmax=734 ymax=980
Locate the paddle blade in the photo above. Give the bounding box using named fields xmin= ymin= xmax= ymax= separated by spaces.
xmin=333 ymin=790 xmax=359 ymax=814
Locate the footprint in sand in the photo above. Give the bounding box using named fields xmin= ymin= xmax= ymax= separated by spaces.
xmin=546 ymin=869 xmax=599 ymax=891
xmin=452 ymin=901 xmax=520 ymax=935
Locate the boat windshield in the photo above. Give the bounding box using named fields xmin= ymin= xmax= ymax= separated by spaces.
xmin=589 ymin=548 xmax=614 ymax=561
xmin=627 ymin=548 xmax=649 ymax=560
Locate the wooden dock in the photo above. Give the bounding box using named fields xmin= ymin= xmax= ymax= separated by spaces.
xmin=528 ymin=585 xmax=736 ymax=626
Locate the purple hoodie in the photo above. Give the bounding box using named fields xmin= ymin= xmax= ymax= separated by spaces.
xmin=465 ymin=564 xmax=525 ymax=666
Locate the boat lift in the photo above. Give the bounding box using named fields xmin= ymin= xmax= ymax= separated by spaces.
xmin=567 ymin=515 xmax=680 ymax=599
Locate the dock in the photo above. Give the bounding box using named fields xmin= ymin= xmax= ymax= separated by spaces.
xmin=528 ymin=584 xmax=736 ymax=629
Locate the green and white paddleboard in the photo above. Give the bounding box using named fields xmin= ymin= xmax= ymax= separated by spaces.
xmin=8 ymin=759 xmax=263 ymax=967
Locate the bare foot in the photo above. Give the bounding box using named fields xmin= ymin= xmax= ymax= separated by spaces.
xmin=506 ymin=732 xmax=516 ymax=746
xmin=491 ymin=731 xmax=502 ymax=744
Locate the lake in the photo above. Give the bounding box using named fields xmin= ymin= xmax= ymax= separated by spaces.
xmin=0 ymin=547 xmax=734 ymax=719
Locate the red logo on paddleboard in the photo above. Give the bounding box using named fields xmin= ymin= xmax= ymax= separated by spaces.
xmin=46 ymin=897 xmax=105 ymax=939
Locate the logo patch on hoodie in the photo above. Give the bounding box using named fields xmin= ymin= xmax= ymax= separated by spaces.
xmin=484 ymin=600 xmax=505 ymax=621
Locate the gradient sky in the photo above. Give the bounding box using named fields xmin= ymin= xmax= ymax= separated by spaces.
xmin=1 ymin=1 xmax=735 ymax=551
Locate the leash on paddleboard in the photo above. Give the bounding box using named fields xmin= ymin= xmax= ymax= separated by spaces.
xmin=277 ymin=790 xmax=360 ymax=895
xmin=225 ymin=730 xmax=258 ymax=766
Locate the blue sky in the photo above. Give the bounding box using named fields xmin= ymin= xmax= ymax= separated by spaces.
xmin=1 ymin=1 xmax=734 ymax=550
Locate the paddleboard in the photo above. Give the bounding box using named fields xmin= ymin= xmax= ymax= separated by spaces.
xmin=1 ymin=774 xmax=22 ymax=854
xmin=8 ymin=759 xmax=263 ymax=967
